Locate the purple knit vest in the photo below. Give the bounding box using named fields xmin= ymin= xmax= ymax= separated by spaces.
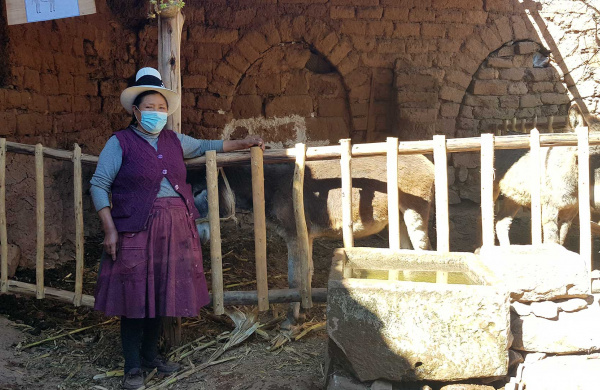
xmin=111 ymin=127 xmax=200 ymax=232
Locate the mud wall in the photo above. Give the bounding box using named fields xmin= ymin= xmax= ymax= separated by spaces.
xmin=0 ymin=0 xmax=598 ymax=267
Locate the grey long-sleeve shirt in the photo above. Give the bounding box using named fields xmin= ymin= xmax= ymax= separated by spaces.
xmin=90 ymin=127 xmax=223 ymax=211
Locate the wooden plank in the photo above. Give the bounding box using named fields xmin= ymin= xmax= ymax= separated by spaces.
xmin=577 ymin=127 xmax=592 ymax=275
xmin=293 ymin=143 xmax=312 ymax=309
xmin=206 ymin=151 xmax=224 ymax=315
xmin=340 ymin=139 xmax=354 ymax=249
xmin=73 ymin=144 xmax=84 ymax=306
xmin=433 ymin=135 xmax=449 ymax=284
xmin=480 ymin=134 xmax=495 ymax=248
xmin=35 ymin=144 xmax=45 ymax=299
xmin=386 ymin=138 xmax=400 ymax=280
xmin=529 ymin=129 xmax=543 ymax=246
xmin=251 ymin=147 xmax=269 ymax=311
xmin=6 ymin=280 xmax=329 ymax=308
xmin=0 ymin=139 xmax=7 ymax=293
xmin=158 ymin=9 xmax=184 ymax=133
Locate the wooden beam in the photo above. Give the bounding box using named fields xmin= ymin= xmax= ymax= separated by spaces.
xmin=0 ymin=139 xmax=7 ymax=293
xmin=35 ymin=144 xmax=44 ymax=299
xmin=206 ymin=151 xmax=224 ymax=315
xmin=340 ymin=139 xmax=354 ymax=249
xmin=293 ymin=143 xmax=312 ymax=309
xmin=158 ymin=9 xmax=184 ymax=133
xmin=577 ymin=127 xmax=592 ymax=275
xmin=480 ymin=134 xmax=495 ymax=248
xmin=251 ymin=147 xmax=269 ymax=311
xmin=529 ymin=129 xmax=542 ymax=246
xmin=433 ymin=135 xmax=449 ymax=284
xmin=73 ymin=144 xmax=84 ymax=306
xmin=386 ymin=137 xmax=400 ymax=280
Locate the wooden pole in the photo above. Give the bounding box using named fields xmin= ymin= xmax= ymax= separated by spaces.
xmin=73 ymin=144 xmax=84 ymax=306
xmin=480 ymin=134 xmax=495 ymax=248
xmin=293 ymin=143 xmax=312 ymax=309
xmin=35 ymin=144 xmax=44 ymax=299
xmin=158 ymin=9 xmax=184 ymax=133
xmin=340 ymin=139 xmax=354 ymax=249
xmin=206 ymin=151 xmax=224 ymax=315
xmin=386 ymin=137 xmax=400 ymax=280
xmin=433 ymin=135 xmax=449 ymax=283
xmin=548 ymin=116 xmax=554 ymax=133
xmin=504 ymin=120 xmax=509 ymax=135
xmin=577 ymin=127 xmax=592 ymax=275
xmin=0 ymin=139 xmax=7 ymax=293
xmin=251 ymin=147 xmax=269 ymax=311
xmin=521 ymin=119 xmax=527 ymax=133
xmin=512 ymin=117 xmax=517 ymax=133
xmin=529 ymin=129 xmax=542 ymax=246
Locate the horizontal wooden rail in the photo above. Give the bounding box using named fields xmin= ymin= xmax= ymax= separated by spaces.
xmin=4 ymin=133 xmax=600 ymax=169
xmin=6 ymin=280 xmax=327 ymax=307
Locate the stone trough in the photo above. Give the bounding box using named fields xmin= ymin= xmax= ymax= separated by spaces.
xmin=327 ymin=248 xmax=511 ymax=384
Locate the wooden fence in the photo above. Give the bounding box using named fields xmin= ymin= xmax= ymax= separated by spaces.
xmin=0 ymin=125 xmax=596 ymax=313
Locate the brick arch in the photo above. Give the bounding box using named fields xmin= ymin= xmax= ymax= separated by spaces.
xmin=436 ymin=14 xmax=546 ymax=136
xmin=207 ymin=16 xmax=362 ymax=107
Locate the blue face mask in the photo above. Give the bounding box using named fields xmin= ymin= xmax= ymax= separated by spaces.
xmin=137 ymin=109 xmax=168 ymax=134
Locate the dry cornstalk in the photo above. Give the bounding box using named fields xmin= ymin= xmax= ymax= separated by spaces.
xmin=19 ymin=318 xmax=117 ymax=350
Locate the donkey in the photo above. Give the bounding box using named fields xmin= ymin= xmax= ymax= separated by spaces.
xmin=188 ymin=154 xmax=435 ymax=326
xmin=494 ymin=146 xmax=600 ymax=246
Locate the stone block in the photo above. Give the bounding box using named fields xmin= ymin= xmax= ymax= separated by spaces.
xmin=487 ymin=57 xmax=513 ymax=68
xmin=195 ymin=43 xmax=223 ymax=60
xmin=366 ymin=21 xmax=394 ymax=36
xmin=531 ymin=82 xmax=555 ymax=93
xmin=557 ymin=297 xmax=589 ymax=313
xmin=23 ymin=69 xmax=41 ymax=92
xmin=464 ymin=10 xmax=488 ymax=25
xmin=445 ymin=70 xmax=472 ymax=89
xmin=328 ymin=248 xmax=509 ymax=382
xmin=540 ymin=93 xmax=570 ymax=105
xmin=0 ymin=111 xmax=17 ymax=136
xmin=499 ymin=68 xmax=525 ymax=81
xmin=530 ymin=301 xmax=559 ymax=320
xmin=500 ymin=95 xmax=519 ymax=109
xmin=392 ymin=22 xmax=420 ymax=37
xmin=329 ymin=41 xmax=353 ymax=66
xmin=340 ymin=20 xmax=367 ymax=36
xmin=440 ymin=86 xmax=464 ymax=103
xmin=331 ymin=0 xmax=378 ymax=5
xmin=256 ymin=75 xmax=282 ymax=95
xmin=315 ymin=32 xmax=339 ymax=55
xmin=265 ymin=95 xmax=313 ymax=117
xmin=441 ymin=385 xmax=495 ymax=390
xmin=479 ymin=245 xmax=589 ymax=302
xmin=477 ymin=68 xmax=497 ymax=80
xmin=497 ymin=45 xmax=514 ymax=57
xmin=357 ymin=7 xmax=383 ymax=19
xmin=409 ymin=8 xmax=435 ymax=22
xmin=422 ymin=23 xmax=446 ymax=38
xmin=436 ymin=9 xmax=462 ymax=23
xmin=245 ymin=30 xmax=270 ymax=53
xmin=190 ymin=26 xmax=238 ymax=44
xmin=447 ymin=24 xmax=474 ymax=40
xmin=48 ymin=95 xmax=72 ymax=113
xmin=440 ymin=102 xmax=460 ymax=117
xmin=519 ymin=355 xmax=600 ymax=390
xmin=472 ymin=80 xmax=507 ymax=96
xmin=507 ymin=82 xmax=528 ymax=95
xmin=184 ymin=75 xmax=208 ymax=89
xmin=232 ymin=95 xmax=263 ymax=118
xmin=383 ymin=7 xmax=409 ymax=21
xmin=527 ymin=68 xmax=554 ymax=82
xmin=515 ymin=41 xmax=539 ymax=55
xmin=318 ymin=98 xmax=348 ymax=117
xmin=197 ymin=95 xmax=232 ymax=111
xmin=432 ymin=0 xmax=483 ymax=10
xmin=520 ymin=95 xmax=542 ymax=108
xmin=330 ymin=6 xmax=355 ymax=19
xmin=214 ymin=62 xmax=242 ymax=85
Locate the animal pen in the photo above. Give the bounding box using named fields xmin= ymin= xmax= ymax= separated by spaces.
xmin=0 ymin=123 xmax=595 ymax=316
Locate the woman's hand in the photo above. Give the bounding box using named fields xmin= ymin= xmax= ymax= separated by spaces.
xmin=103 ymin=228 xmax=119 ymax=261
xmin=97 ymin=207 xmax=119 ymax=261
xmin=223 ymin=136 xmax=265 ymax=152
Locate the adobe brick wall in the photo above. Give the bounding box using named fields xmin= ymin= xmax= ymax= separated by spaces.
xmin=0 ymin=0 xmax=598 ymax=267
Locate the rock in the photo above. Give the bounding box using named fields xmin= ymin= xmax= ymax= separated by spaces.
xmin=558 ymin=298 xmax=589 ymax=312
xmin=511 ymin=297 xmax=600 ymax=353
xmin=519 ymin=355 xmax=600 ymax=390
xmin=447 ymin=166 xmax=456 ymax=186
xmin=508 ymin=350 xmax=524 ymax=369
xmin=440 ymin=385 xmax=495 ymax=390
xmin=326 ymin=372 xmax=366 ymax=390
xmin=524 ymin=352 xmax=546 ymax=363
xmin=327 ymin=250 xmax=510 ymax=382
xmin=511 ymin=301 xmax=531 ymax=316
xmin=530 ymin=301 xmax=558 ymax=319
xmin=478 ymin=244 xmax=589 ymax=302
xmin=371 ymin=380 xmax=393 ymax=390
xmin=592 ymin=279 xmax=600 ymax=294
xmin=458 ymin=166 xmax=469 ymax=182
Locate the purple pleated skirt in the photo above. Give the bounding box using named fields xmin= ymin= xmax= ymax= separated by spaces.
xmin=94 ymin=197 xmax=210 ymax=318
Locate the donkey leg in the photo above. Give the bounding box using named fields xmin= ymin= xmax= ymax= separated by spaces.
xmin=401 ymin=208 xmax=431 ymax=251
xmin=496 ymin=198 xmax=521 ymax=246
xmin=541 ymin=207 xmax=561 ymax=244
xmin=557 ymin=208 xmax=577 ymax=245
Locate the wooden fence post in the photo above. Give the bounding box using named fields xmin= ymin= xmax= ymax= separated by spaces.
xmin=529 ymin=129 xmax=542 ymax=246
xmin=73 ymin=144 xmax=84 ymax=306
xmin=0 ymin=139 xmax=6 ymax=293
xmin=577 ymin=127 xmax=592 ymax=275
xmin=293 ymin=143 xmax=312 ymax=309
xmin=480 ymin=134 xmax=495 ymax=248
xmin=206 ymin=151 xmax=224 ymax=315
xmin=386 ymin=137 xmax=400 ymax=280
xmin=158 ymin=9 xmax=184 ymax=133
xmin=433 ymin=135 xmax=449 ymax=283
xmin=35 ymin=144 xmax=44 ymax=299
xmin=251 ymin=147 xmax=269 ymax=311
xmin=340 ymin=139 xmax=354 ymax=249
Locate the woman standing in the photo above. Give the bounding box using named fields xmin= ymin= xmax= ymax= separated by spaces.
xmin=91 ymin=67 xmax=263 ymax=389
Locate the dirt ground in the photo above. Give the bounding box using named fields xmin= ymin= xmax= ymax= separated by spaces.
xmin=0 ymin=215 xmax=391 ymax=390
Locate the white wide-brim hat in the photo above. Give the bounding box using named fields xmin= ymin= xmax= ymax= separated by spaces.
xmin=120 ymin=67 xmax=181 ymax=116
